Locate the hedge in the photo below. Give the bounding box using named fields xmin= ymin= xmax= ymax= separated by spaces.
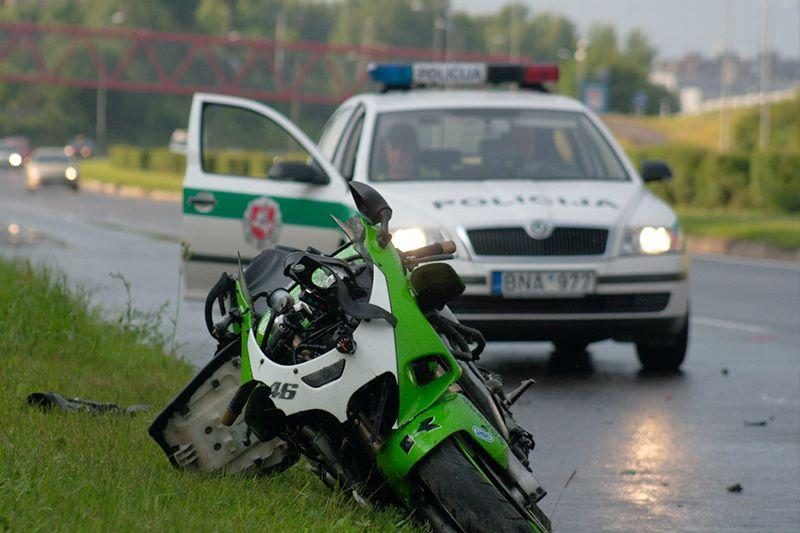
xmin=107 ymin=144 xmax=309 ymax=179
xmin=108 ymin=144 xmax=182 ymax=174
xmin=750 ymin=152 xmax=800 ymax=212
xmin=627 ymin=145 xmax=799 ymax=213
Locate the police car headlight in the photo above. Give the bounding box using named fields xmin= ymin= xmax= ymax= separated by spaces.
xmin=391 ymin=227 xmax=445 ymax=252
xmin=9 ymin=153 xmax=22 ymax=167
xmin=65 ymin=167 xmax=78 ymax=181
xmin=621 ymin=225 xmax=682 ymax=255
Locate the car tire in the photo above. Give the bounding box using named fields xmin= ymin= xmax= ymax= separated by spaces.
xmin=636 ymin=313 xmax=689 ymax=372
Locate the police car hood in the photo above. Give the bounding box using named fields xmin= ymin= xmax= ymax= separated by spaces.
xmin=373 ymin=179 xmax=641 ymax=230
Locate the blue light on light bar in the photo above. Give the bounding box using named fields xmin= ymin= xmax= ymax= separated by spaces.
xmin=368 ymin=63 xmax=412 ymax=87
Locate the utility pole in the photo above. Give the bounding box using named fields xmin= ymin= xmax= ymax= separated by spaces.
xmin=96 ymin=54 xmax=106 ymax=156
xmin=95 ymin=11 xmax=125 ymax=155
xmin=719 ymin=0 xmax=732 ymax=152
xmin=509 ymin=3 xmax=521 ymax=62
xmin=758 ymin=0 xmax=772 ymax=151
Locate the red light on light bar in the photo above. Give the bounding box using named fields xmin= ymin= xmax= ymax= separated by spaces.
xmin=522 ymin=64 xmax=559 ymax=84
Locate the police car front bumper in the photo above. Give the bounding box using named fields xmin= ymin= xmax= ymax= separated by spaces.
xmin=448 ymin=252 xmax=690 ymax=342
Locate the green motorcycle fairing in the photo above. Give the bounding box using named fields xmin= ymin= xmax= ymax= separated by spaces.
xmin=363 ymin=222 xmax=511 ymax=495
xmin=242 ymin=217 xmax=511 ymax=500
xmin=376 ymin=391 xmax=509 ymax=499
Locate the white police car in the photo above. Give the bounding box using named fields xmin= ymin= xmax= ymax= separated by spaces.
xmin=182 ymin=63 xmax=689 ymax=370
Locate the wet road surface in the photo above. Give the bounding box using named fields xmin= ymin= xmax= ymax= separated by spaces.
xmin=1 ymin=169 xmax=798 ymax=531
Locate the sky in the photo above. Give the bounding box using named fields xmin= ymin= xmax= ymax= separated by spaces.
xmin=452 ymin=0 xmax=800 ymax=60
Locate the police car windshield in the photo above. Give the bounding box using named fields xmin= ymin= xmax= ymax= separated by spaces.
xmin=369 ymin=108 xmax=629 ymax=182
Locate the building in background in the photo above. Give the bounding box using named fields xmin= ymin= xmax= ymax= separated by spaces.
xmin=650 ymin=52 xmax=800 ymax=114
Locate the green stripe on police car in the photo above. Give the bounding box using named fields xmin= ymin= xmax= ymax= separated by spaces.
xmin=183 ymin=188 xmax=353 ymax=228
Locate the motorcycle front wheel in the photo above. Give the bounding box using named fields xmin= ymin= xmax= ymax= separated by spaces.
xmin=415 ymin=438 xmax=550 ymax=532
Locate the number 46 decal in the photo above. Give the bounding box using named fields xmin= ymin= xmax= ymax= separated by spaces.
xmin=269 ymin=382 xmax=299 ymax=400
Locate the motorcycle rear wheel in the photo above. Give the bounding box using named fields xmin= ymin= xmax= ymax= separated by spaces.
xmin=415 ymin=438 xmax=549 ymax=532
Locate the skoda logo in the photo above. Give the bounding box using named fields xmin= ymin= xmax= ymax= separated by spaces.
xmin=526 ymin=219 xmax=554 ymax=240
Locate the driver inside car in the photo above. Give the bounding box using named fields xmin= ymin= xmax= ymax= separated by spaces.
xmin=513 ymin=125 xmax=575 ymax=178
xmin=375 ymin=122 xmax=438 ymax=181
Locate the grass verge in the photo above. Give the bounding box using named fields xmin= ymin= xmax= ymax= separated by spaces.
xmin=677 ymin=209 xmax=800 ymax=250
xmin=80 ymin=158 xmax=183 ymax=192
xmin=0 ymin=258 xmax=418 ymax=532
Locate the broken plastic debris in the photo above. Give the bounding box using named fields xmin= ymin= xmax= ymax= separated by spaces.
xmin=26 ymin=391 xmax=148 ymax=415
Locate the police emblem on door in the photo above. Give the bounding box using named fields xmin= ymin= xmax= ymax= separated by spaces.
xmin=243 ymin=197 xmax=282 ymax=249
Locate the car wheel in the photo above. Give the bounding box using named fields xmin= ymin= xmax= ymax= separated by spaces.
xmin=636 ymin=314 xmax=689 ymax=372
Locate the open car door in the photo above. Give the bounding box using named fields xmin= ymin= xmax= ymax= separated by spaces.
xmin=182 ymin=93 xmax=353 ymax=298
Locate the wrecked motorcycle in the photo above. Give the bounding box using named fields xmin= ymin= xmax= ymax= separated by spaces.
xmin=150 ymin=182 xmax=551 ymax=532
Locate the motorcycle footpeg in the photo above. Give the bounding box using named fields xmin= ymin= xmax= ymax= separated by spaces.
xmin=506 ymin=378 xmax=535 ymax=406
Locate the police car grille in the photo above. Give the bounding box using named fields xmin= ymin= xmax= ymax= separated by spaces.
xmin=466 ymin=227 xmax=608 ymax=256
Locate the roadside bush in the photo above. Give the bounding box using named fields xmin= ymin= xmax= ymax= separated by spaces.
xmin=247 ymin=152 xmax=273 ymax=178
xmin=695 ymin=153 xmax=751 ymax=209
xmin=215 ymin=150 xmax=250 ymax=176
xmin=627 ymin=144 xmax=708 ymax=205
xmin=734 ymin=93 xmax=800 ymax=153
xmin=109 ymin=144 xmax=148 ymax=169
xmin=750 ymin=152 xmax=800 ymax=212
xmin=147 ymin=147 xmax=185 ymax=174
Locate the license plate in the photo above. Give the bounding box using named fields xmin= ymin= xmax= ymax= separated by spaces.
xmin=492 ymin=271 xmax=596 ymax=298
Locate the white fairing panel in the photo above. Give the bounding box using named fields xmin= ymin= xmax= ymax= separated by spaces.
xmin=248 ymin=267 xmax=397 ymax=423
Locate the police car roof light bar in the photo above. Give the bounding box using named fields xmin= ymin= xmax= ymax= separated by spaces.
xmin=368 ymin=62 xmax=559 ymax=92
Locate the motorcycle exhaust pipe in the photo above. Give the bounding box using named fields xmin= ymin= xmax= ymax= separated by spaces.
xmin=220 ymin=380 xmax=258 ymax=426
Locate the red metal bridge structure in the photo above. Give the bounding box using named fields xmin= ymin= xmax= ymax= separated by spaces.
xmin=0 ymin=21 xmax=521 ymax=105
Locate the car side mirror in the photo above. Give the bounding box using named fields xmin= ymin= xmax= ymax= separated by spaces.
xmin=640 ymin=160 xmax=673 ymax=182
xmin=268 ymin=162 xmax=329 ymax=185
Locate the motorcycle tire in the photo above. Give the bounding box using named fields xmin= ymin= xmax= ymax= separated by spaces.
xmin=415 ymin=438 xmax=547 ymax=532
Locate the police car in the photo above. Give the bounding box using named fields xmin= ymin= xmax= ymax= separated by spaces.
xmin=182 ymin=63 xmax=689 ymax=371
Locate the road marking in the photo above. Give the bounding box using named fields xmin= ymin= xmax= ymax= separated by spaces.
xmin=692 ymin=253 xmax=800 ymax=271
xmin=692 ymin=316 xmax=772 ymax=334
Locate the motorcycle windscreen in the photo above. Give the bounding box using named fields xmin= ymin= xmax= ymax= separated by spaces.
xmin=148 ymin=340 xmax=296 ymax=475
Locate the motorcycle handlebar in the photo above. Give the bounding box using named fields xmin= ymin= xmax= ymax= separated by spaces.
xmin=400 ymin=240 xmax=457 ymax=259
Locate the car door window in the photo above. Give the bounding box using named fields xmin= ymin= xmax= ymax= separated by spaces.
xmin=202 ymin=104 xmax=312 ymax=180
xmin=338 ymin=112 xmax=365 ymax=181
xmin=317 ymin=106 xmax=354 ymax=162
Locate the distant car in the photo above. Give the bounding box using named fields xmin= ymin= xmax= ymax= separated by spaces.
xmin=25 ymin=148 xmax=79 ymax=191
xmin=64 ymin=135 xmax=95 ymax=158
xmin=169 ymin=128 xmax=187 ymax=155
xmin=0 ymin=136 xmax=31 ymax=168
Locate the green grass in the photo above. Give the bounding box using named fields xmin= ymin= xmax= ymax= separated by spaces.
xmin=678 ymin=209 xmax=800 ymax=250
xmin=0 ymin=259 xmax=419 ymax=532
xmin=80 ymin=158 xmax=183 ymax=193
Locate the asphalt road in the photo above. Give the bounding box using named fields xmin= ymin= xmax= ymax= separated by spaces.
xmin=1 ymin=169 xmax=798 ymax=532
